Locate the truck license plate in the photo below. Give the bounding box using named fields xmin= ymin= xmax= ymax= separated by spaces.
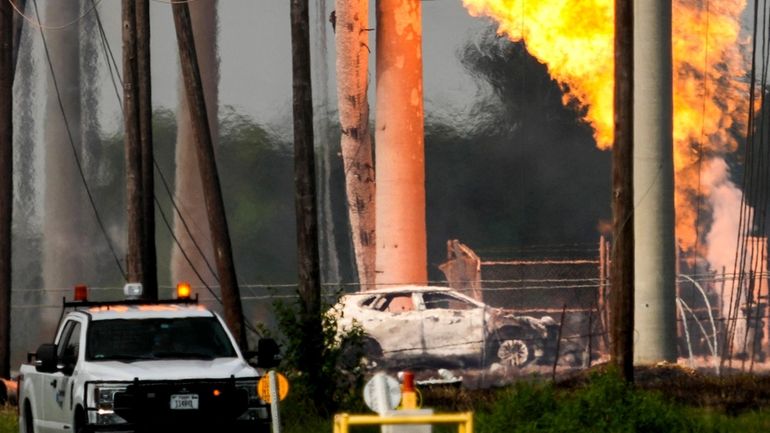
xmin=170 ymin=394 xmax=199 ymax=410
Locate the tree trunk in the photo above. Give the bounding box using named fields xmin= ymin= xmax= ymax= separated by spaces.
xmin=290 ymin=0 xmax=323 ymax=402
xmin=0 ymin=0 xmax=13 ymax=378
xmin=375 ymin=0 xmax=426 ymax=287
xmin=171 ymin=0 xmax=219 ymax=289
xmin=335 ymin=0 xmax=376 ymax=290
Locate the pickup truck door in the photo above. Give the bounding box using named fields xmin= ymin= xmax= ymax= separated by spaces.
xmin=41 ymin=319 xmax=82 ymax=432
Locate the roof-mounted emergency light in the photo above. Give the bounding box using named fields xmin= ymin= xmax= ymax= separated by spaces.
xmin=124 ymin=283 xmax=143 ymax=300
xmin=176 ymin=282 xmax=192 ymax=300
xmin=74 ymin=284 xmax=88 ymax=302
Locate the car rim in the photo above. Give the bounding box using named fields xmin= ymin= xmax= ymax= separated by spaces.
xmin=498 ymin=339 xmax=529 ymax=366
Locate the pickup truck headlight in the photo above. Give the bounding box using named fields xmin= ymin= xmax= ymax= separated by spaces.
xmin=86 ymin=383 xmax=129 ymax=425
xmin=235 ymin=379 xmax=270 ymax=421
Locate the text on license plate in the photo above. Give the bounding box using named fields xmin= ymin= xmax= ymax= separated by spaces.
xmin=170 ymin=394 xmax=199 ymax=410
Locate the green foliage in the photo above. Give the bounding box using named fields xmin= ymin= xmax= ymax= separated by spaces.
xmin=277 ymin=371 xmax=770 ymax=433
xmin=473 ymin=371 xmax=764 ymax=433
xmin=271 ymin=294 xmax=367 ymax=416
xmin=0 ymin=406 xmax=17 ymax=433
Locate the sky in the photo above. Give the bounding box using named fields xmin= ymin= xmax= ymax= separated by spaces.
xmin=90 ymin=0 xmax=491 ymax=133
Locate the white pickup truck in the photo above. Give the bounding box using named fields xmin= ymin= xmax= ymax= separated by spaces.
xmin=17 ymin=284 xmax=278 ymax=433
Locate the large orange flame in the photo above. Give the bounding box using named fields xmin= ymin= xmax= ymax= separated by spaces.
xmin=463 ymin=0 xmax=750 ymax=254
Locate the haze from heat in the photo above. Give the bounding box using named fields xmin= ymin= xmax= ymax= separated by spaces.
xmin=463 ymin=0 xmax=753 ymax=272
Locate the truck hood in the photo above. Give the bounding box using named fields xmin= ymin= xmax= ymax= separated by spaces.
xmin=79 ymin=358 xmax=258 ymax=382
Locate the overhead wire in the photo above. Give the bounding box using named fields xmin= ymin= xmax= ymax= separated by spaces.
xmin=149 ymin=0 xmax=201 ymax=4
xmin=722 ymin=0 xmax=760 ymax=364
xmin=744 ymin=0 xmax=770 ymax=369
xmin=89 ymin=3 xmax=262 ymax=337
xmin=30 ymin=0 xmax=127 ymax=280
xmin=693 ymin=0 xmax=710 ymax=265
xmin=9 ymin=0 xmax=103 ymax=30
xmin=90 ymin=3 xmax=220 ymax=284
xmin=724 ymin=0 xmax=770 ymax=366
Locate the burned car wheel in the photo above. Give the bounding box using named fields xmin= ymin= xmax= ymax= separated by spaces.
xmin=340 ymin=337 xmax=383 ymax=370
xmin=498 ymin=339 xmax=530 ymax=366
xmin=490 ymin=339 xmax=532 ymax=367
xmin=361 ymin=338 xmax=384 ymax=368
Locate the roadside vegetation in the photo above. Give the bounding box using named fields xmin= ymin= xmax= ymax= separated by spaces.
xmin=278 ymin=370 xmax=769 ymax=433
xmin=0 ymin=372 xmax=767 ymax=432
xmin=0 ymin=406 xmax=17 ymax=433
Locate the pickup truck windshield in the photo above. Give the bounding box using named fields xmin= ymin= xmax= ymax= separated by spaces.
xmin=86 ymin=317 xmax=237 ymax=361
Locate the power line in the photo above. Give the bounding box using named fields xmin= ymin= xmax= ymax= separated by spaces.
xmin=88 ymin=5 xmax=263 ymax=338
xmin=10 ymin=0 xmax=103 ymax=30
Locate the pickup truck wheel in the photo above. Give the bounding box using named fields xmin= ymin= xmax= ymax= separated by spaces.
xmin=23 ymin=401 xmax=34 ymax=433
xmin=74 ymin=407 xmax=87 ymax=433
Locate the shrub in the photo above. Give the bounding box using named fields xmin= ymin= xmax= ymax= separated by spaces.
xmin=272 ymin=293 xmax=366 ymax=415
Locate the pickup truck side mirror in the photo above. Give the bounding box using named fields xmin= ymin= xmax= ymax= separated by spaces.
xmin=34 ymin=344 xmax=58 ymax=373
xmin=249 ymin=338 xmax=280 ymax=369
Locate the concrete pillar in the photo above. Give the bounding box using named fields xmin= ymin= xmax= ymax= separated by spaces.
xmin=375 ymin=0 xmax=427 ymax=287
xmin=633 ymin=0 xmax=678 ymax=363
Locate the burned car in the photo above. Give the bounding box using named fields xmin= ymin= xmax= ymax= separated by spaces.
xmin=332 ymin=286 xmax=558 ymax=368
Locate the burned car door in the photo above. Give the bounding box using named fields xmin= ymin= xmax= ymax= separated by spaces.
xmin=364 ymin=292 xmax=425 ymax=359
xmin=418 ymin=292 xmax=485 ymax=360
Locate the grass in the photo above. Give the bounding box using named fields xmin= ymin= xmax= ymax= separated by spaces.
xmin=0 ymin=406 xmax=17 ymax=433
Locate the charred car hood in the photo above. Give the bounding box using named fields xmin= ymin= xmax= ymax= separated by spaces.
xmin=80 ymin=358 xmax=258 ymax=382
xmin=488 ymin=308 xmax=554 ymax=337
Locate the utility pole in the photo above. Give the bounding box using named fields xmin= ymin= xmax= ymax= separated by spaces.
xmin=172 ymin=2 xmax=247 ymax=350
xmin=375 ymin=0 xmax=427 ymax=287
xmin=611 ymin=0 xmax=634 ymax=383
xmin=136 ymin=0 xmax=157 ymax=299
xmin=290 ymin=0 xmax=323 ymax=401
xmin=633 ymin=0 xmax=677 ymax=364
xmin=122 ymin=0 xmax=145 ymax=287
xmin=0 ymin=0 xmax=13 ymax=378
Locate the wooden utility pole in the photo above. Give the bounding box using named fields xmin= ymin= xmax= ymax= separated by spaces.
xmin=290 ymin=0 xmax=323 ymax=400
xmin=0 ymin=0 xmax=13 ymax=378
xmin=611 ymin=0 xmax=634 ymax=383
xmin=136 ymin=0 xmax=157 ymax=299
xmin=172 ymin=2 xmax=247 ymax=350
xmin=122 ymin=0 xmax=145 ymax=287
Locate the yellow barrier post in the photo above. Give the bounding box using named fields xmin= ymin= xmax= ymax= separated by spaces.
xmin=333 ymin=411 xmax=473 ymax=432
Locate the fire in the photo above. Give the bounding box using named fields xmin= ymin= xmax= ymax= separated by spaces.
xmin=463 ymin=0 xmax=751 ymax=255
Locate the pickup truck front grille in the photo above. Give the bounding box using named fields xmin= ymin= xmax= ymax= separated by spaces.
xmin=112 ymin=379 xmax=251 ymax=427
